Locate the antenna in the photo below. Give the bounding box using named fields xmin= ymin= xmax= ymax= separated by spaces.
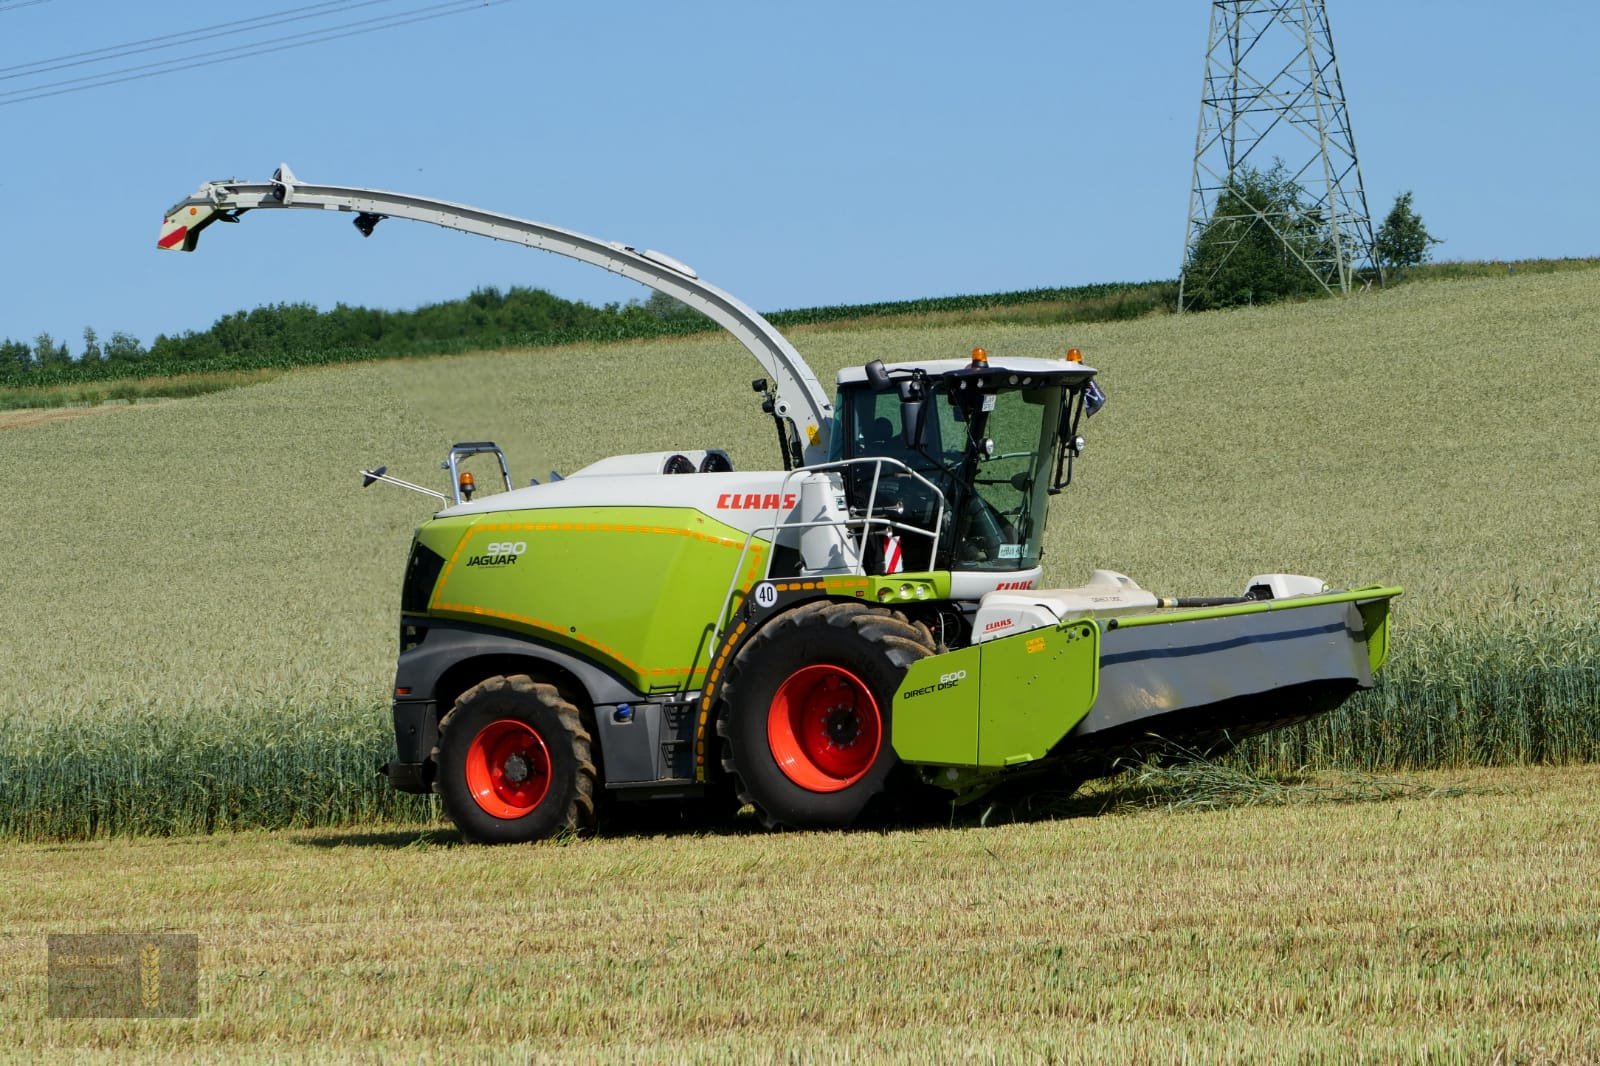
xmin=1180 ymin=0 xmax=1380 ymax=309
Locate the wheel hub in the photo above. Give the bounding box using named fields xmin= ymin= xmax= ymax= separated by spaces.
xmin=767 ymin=664 xmax=883 ymax=793
xmin=502 ymin=753 xmax=531 ymax=784
xmin=822 ymin=704 xmax=861 ymax=747
xmin=464 ymin=718 xmax=553 ymax=818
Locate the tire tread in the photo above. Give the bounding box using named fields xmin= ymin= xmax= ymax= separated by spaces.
xmin=717 ymin=600 xmax=934 ymax=829
xmin=433 ymin=674 xmax=596 ymax=843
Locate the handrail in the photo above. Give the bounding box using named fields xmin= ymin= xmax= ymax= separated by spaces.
xmin=707 ymin=457 xmax=950 ymax=650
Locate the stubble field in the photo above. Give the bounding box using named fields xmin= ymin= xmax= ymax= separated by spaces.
xmin=0 ymin=766 xmax=1595 ymax=1062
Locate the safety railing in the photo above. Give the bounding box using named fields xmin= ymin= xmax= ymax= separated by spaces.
xmin=709 ymin=457 xmax=949 ymax=649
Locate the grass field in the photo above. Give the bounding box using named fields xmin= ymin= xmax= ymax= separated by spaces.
xmin=0 ymin=369 xmax=282 ymax=412
xmin=2 ymin=766 xmax=1597 ymax=1063
xmin=2 ymin=266 xmax=1598 ymax=840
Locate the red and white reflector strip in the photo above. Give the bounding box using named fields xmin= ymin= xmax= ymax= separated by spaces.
xmin=884 ymin=534 xmax=904 ymax=574
xmin=157 ymin=204 xmax=211 ymax=251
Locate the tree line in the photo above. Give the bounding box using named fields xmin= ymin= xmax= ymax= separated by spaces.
xmin=1 ymin=279 xmax=1182 ymax=388
xmin=5 ymin=193 xmax=1440 ymax=387
xmin=0 ymin=286 xmax=719 ymax=387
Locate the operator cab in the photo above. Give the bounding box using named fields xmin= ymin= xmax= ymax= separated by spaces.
xmin=831 ymin=349 xmax=1099 ymax=575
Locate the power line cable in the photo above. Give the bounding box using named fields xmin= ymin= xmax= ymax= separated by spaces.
xmin=0 ymin=0 xmax=402 ymax=79
xmin=0 ymin=0 xmax=508 ymax=106
xmin=0 ymin=0 xmax=56 ymax=13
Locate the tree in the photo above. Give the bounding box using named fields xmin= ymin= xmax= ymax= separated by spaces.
xmin=33 ymin=331 xmax=70 ymax=365
xmin=638 ymin=289 xmax=706 ymax=330
xmin=81 ymin=326 xmax=103 ymax=363
xmin=1 ymin=339 xmax=32 ymax=378
xmin=1374 ymin=191 xmax=1441 ymax=275
xmin=1182 ymin=162 xmax=1335 ymax=311
xmin=104 ymin=331 xmax=144 ymax=362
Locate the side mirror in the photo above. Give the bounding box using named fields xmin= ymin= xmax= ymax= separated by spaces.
xmin=864 ymin=360 xmax=892 ymax=392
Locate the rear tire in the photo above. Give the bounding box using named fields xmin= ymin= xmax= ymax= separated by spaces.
xmin=433 ymin=675 xmax=596 ymax=844
xmin=718 ymin=601 xmax=934 ymax=829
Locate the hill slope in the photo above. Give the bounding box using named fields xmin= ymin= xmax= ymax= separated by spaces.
xmin=3 ymin=268 xmax=1597 ymax=838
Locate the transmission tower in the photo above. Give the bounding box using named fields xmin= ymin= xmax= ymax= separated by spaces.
xmin=1180 ymin=0 xmax=1379 ymax=309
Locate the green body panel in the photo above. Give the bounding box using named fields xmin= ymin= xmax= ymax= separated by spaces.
xmin=891 ymin=645 xmax=984 ymax=765
xmin=750 ymin=572 xmax=952 ymax=607
xmin=858 ymin=572 xmax=952 ymax=606
xmin=891 ymin=620 xmax=1099 ymax=769
xmin=1106 ymin=585 xmax=1404 ymax=629
xmin=415 ymin=507 xmax=770 ymax=693
xmin=1357 ymin=596 xmax=1394 ymax=674
xmin=976 ymin=620 xmax=1098 ymax=766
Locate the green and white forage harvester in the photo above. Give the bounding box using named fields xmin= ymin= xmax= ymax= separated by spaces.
xmin=161 ymin=165 xmax=1402 ymax=843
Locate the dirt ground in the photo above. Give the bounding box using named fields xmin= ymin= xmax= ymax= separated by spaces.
xmin=0 ymin=402 xmax=158 ymax=432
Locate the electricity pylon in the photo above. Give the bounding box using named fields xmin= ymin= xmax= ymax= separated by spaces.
xmin=1180 ymin=0 xmax=1379 ymax=309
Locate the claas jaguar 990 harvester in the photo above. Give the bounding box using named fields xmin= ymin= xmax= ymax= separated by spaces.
xmin=160 ymin=166 xmax=1400 ymax=842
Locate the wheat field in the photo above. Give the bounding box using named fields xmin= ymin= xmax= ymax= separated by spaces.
xmin=2 ymin=268 xmax=1598 ymax=839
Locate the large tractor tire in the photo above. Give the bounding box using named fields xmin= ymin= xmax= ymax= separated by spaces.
xmin=718 ymin=601 xmax=935 ymax=829
xmin=433 ymin=675 xmax=596 ymax=844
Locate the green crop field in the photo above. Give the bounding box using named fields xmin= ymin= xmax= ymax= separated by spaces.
xmin=3 ymin=267 xmax=1599 ymax=842
xmin=5 ymin=265 xmax=1600 ymax=1063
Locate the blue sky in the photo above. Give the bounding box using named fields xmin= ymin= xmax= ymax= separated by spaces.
xmin=2 ymin=0 xmax=1596 ymax=350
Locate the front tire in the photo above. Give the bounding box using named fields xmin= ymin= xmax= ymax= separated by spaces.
xmin=433 ymin=675 xmax=596 ymax=844
xmin=718 ymin=601 xmax=934 ymax=828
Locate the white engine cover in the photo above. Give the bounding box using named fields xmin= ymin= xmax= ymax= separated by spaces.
xmin=972 ymin=569 xmax=1161 ymax=643
xmin=1245 ymin=573 xmax=1329 ymax=599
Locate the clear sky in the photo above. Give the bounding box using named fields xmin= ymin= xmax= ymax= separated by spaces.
xmin=2 ymin=0 xmax=1596 ymax=351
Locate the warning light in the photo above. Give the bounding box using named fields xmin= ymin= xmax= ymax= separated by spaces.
xmin=971 ymin=347 xmax=989 ymax=366
xmin=1066 ymin=348 xmax=1083 ymax=363
xmin=459 ymin=471 xmax=476 ymax=500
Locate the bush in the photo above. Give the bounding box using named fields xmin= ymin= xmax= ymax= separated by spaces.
xmin=1182 ymin=162 xmax=1334 ymax=311
xmin=1374 ymin=191 xmax=1442 ymax=276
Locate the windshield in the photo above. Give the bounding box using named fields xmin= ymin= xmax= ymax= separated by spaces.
xmin=836 ymin=379 xmax=1063 ymax=572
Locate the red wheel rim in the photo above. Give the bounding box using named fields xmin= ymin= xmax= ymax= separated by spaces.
xmin=464 ymin=719 xmax=552 ymax=819
xmin=767 ymin=664 xmax=883 ymax=793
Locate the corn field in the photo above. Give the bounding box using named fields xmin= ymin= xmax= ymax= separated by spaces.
xmin=3 ymin=268 xmax=1597 ymax=841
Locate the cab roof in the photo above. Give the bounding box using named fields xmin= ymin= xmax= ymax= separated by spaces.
xmin=835 ymin=355 xmax=1096 ymax=386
